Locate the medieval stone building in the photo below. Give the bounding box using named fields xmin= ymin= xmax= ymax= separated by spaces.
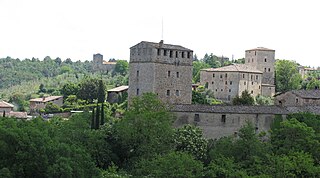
xmin=200 ymin=47 xmax=275 ymax=102
xmin=128 ymin=40 xmax=193 ymax=104
xmin=92 ymin=53 xmax=116 ymax=73
xmin=200 ymin=64 xmax=263 ymax=102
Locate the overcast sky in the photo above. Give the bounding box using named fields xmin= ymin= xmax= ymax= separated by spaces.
xmin=0 ymin=0 xmax=319 ymax=66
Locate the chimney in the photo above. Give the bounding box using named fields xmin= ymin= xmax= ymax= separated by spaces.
xmin=159 ymin=40 xmax=164 ymax=47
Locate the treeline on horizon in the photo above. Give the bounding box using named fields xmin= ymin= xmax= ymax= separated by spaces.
xmin=0 ymin=93 xmax=320 ymax=177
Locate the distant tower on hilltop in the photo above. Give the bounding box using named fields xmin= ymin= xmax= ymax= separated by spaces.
xmin=92 ymin=53 xmax=116 ymax=73
xmin=245 ymin=47 xmax=275 ymax=96
xmin=128 ymin=40 xmax=193 ymax=104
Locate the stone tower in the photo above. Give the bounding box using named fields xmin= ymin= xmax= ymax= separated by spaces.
xmin=245 ymin=47 xmax=275 ymax=96
xmin=128 ymin=40 xmax=193 ymax=104
xmin=93 ymin=53 xmax=103 ymax=71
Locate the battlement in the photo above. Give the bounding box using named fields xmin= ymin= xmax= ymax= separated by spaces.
xmin=130 ymin=41 xmax=193 ymax=66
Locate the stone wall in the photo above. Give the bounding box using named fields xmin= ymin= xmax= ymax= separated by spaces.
xmin=245 ymin=49 xmax=275 ymax=86
xmin=128 ymin=41 xmax=193 ymax=104
xmin=200 ymin=71 xmax=262 ymax=102
xmin=170 ymin=104 xmax=320 ymax=139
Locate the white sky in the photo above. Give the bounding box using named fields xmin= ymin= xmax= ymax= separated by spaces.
xmin=0 ymin=0 xmax=319 ymax=67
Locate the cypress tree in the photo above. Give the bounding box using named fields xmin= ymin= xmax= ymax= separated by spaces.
xmin=2 ymin=111 xmax=5 ymax=117
xmin=97 ymin=79 xmax=106 ymax=103
xmin=91 ymin=107 xmax=95 ymax=129
xmin=95 ymin=103 xmax=100 ymax=129
xmin=100 ymin=103 xmax=105 ymax=125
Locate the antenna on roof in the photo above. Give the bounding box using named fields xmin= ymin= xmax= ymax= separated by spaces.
xmin=161 ymin=17 xmax=164 ymax=40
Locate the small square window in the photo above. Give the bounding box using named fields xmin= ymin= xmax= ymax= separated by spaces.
xmin=167 ymin=90 xmax=170 ymax=96
xmin=136 ymin=89 xmax=139 ymax=95
xmin=220 ymin=75 xmax=223 ymax=78
xmin=168 ymin=71 xmax=171 ymax=77
xmin=229 ymin=89 xmax=231 ymax=92
xmin=230 ymin=81 xmax=233 ymax=85
xmin=176 ymin=72 xmax=179 ymax=78
xmin=268 ymin=68 xmax=271 ymax=72
xmin=212 ymin=81 xmax=214 ymax=84
xmin=213 ymin=74 xmax=215 ymax=78
xmin=251 ymin=90 xmax=253 ymax=94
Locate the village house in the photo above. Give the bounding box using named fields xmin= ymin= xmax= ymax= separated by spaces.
xmin=29 ymin=96 xmax=63 ymax=114
xmin=0 ymin=101 xmax=14 ymax=114
xmin=275 ymin=90 xmax=320 ymax=107
xmin=0 ymin=101 xmax=27 ymax=119
xmin=107 ymin=85 xmax=128 ymax=104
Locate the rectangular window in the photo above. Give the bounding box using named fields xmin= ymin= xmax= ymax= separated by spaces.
xmin=176 ymin=72 xmax=179 ymax=78
xmin=176 ymin=51 xmax=179 ymax=58
xmin=170 ymin=50 xmax=173 ymax=58
xmin=243 ymin=74 xmax=245 ymax=78
xmin=194 ymin=114 xmax=200 ymax=122
xmin=187 ymin=52 xmax=191 ymax=58
xmin=251 ymin=75 xmax=253 ymax=80
xmin=264 ymin=68 xmax=267 ymax=72
xmin=221 ymin=115 xmax=226 ymax=123
xmin=225 ymin=81 xmax=227 ymax=85
xmin=265 ymin=58 xmax=267 ymax=62
xmin=220 ymin=75 xmax=223 ymax=78
xmin=256 ymin=75 xmax=258 ymax=80
xmin=182 ymin=52 xmax=185 ymax=58
xmin=136 ymin=89 xmax=139 ymax=95
xmin=157 ymin=49 xmax=161 ymax=56
xmin=268 ymin=68 xmax=271 ymax=72
xmin=213 ymin=74 xmax=215 ymax=77
xmin=137 ymin=70 xmax=139 ymax=77
xmin=168 ymin=71 xmax=171 ymax=77
xmin=225 ymin=73 xmax=227 ymax=78
xmin=244 ymin=81 xmax=246 ymax=85
xmin=229 ymin=89 xmax=231 ymax=92
xmin=230 ymin=81 xmax=233 ymax=85
xmin=167 ymin=90 xmax=170 ymax=96
xmin=164 ymin=50 xmax=167 ymax=56
xmin=176 ymin=90 xmax=180 ymax=96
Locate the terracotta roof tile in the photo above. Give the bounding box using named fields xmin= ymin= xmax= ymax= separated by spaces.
xmin=0 ymin=101 xmax=14 ymax=108
xmin=201 ymin=64 xmax=263 ymax=73
xmin=30 ymin=96 xmax=63 ymax=103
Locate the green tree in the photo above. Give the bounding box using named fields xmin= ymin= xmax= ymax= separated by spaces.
xmin=77 ymin=77 xmax=99 ymax=103
xmin=271 ymin=119 xmax=320 ymax=161
xmin=113 ymin=60 xmax=129 ymax=76
xmin=192 ymin=61 xmax=210 ymax=83
xmin=232 ymin=90 xmax=255 ymax=105
xmin=306 ymin=77 xmax=320 ymax=90
xmin=60 ymin=83 xmax=79 ymax=98
xmin=44 ymin=102 xmax=61 ymax=113
xmin=134 ymin=152 xmax=203 ymax=178
xmin=174 ymin=124 xmax=208 ymax=160
xmin=275 ymin=59 xmax=302 ymax=92
xmin=97 ymin=79 xmax=106 ymax=103
xmin=113 ymin=93 xmax=174 ymax=167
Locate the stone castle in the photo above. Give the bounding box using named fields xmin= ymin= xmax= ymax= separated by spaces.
xmin=128 ymin=40 xmax=193 ymax=104
xmin=128 ymin=41 xmax=320 ymax=139
xmin=200 ymin=47 xmax=275 ymax=102
xmin=92 ymin=53 xmax=116 ymax=73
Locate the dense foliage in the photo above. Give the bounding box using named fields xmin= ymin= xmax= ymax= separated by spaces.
xmin=1 ymin=94 xmax=320 ymax=177
xmin=275 ymin=59 xmax=302 ymax=92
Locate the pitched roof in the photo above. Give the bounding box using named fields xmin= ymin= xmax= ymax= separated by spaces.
xmin=131 ymin=41 xmax=192 ymax=51
xmin=8 ymin=111 xmax=27 ymax=119
xmin=0 ymin=101 xmax=14 ymax=108
xmin=291 ymin=90 xmax=320 ymax=99
xmin=102 ymin=61 xmax=117 ymax=65
xmin=108 ymin=85 xmax=129 ymax=92
xmin=246 ymin=47 xmax=275 ymax=52
xmin=30 ymin=96 xmax=63 ymax=103
xmin=201 ymin=64 xmax=263 ymax=73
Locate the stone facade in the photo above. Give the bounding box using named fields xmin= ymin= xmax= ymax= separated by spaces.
xmin=128 ymin=41 xmax=193 ymax=104
xmin=0 ymin=101 xmax=14 ymax=114
xmin=275 ymin=90 xmax=320 ymax=107
xmin=29 ymin=96 xmax=63 ymax=114
xmin=92 ymin=53 xmax=116 ymax=73
xmin=200 ymin=64 xmax=262 ymax=102
xmin=245 ymin=47 xmax=276 ymax=96
xmin=171 ymin=104 xmax=320 ymax=139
